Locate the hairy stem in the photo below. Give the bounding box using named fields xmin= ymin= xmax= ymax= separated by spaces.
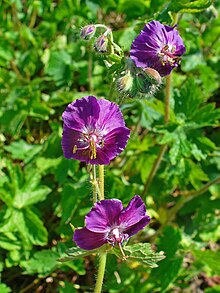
xmin=90 ymin=165 xmax=102 ymax=203
xmin=98 ymin=165 xmax=104 ymax=200
xmin=88 ymin=49 xmax=93 ymax=92
xmin=164 ymin=74 xmax=171 ymax=124
xmin=108 ymin=80 xmax=115 ymax=100
xmin=94 ymin=252 xmax=107 ymax=293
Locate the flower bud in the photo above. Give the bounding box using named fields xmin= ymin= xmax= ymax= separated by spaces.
xmin=136 ymin=72 xmax=152 ymax=94
xmin=136 ymin=69 xmax=161 ymax=96
xmin=117 ymin=71 xmax=137 ymax=98
xmin=94 ymin=35 xmax=108 ymax=53
xmin=80 ymin=25 xmax=96 ymax=40
xmin=143 ymin=67 xmax=162 ymax=85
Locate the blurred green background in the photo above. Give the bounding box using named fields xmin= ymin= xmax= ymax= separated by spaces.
xmin=0 ymin=0 xmax=220 ymax=292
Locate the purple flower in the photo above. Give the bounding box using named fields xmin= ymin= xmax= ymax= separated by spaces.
xmin=73 ymin=196 xmax=150 ymax=250
xmin=130 ymin=20 xmax=186 ymax=76
xmin=80 ymin=25 xmax=96 ymax=40
xmin=62 ymin=96 xmax=130 ymax=165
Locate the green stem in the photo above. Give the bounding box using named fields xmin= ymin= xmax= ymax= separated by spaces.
xmin=142 ymin=73 xmax=172 ymax=197
xmin=180 ymin=174 xmax=220 ymax=198
xmin=88 ymin=49 xmax=93 ymax=92
xmin=29 ymin=7 xmax=37 ymax=28
xmin=94 ymin=253 xmax=107 ymax=293
xmin=90 ymin=165 xmax=97 ymax=203
xmin=164 ymin=74 xmax=171 ymax=124
xmin=108 ymin=80 xmax=115 ymax=100
xmin=141 ymin=144 xmax=167 ymax=198
xmin=108 ymin=30 xmax=114 ymax=55
xmin=98 ymin=165 xmax=104 ymax=200
xmin=167 ymin=174 xmax=220 ymax=224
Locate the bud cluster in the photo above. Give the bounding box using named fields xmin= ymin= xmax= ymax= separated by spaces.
xmin=116 ymin=58 xmax=162 ymax=98
xmin=80 ymin=24 xmax=111 ymax=54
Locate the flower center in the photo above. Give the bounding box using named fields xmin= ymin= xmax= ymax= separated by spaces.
xmin=158 ymin=45 xmax=181 ymax=66
xmin=73 ymin=131 xmax=105 ymax=160
xmin=107 ymin=227 xmax=128 ymax=246
xmin=89 ymin=134 xmax=98 ymax=159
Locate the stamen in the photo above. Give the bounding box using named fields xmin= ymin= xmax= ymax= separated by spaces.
xmin=90 ymin=139 xmax=97 ymax=159
xmin=73 ymin=145 xmax=77 ymax=154
xmin=118 ymin=243 xmax=127 ymax=260
xmin=159 ymin=45 xmax=181 ymax=66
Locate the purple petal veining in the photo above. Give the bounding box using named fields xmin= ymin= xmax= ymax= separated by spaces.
xmin=62 ymin=96 xmax=130 ymax=165
xmin=130 ymin=20 xmax=186 ymax=76
xmin=73 ymin=196 xmax=150 ymax=250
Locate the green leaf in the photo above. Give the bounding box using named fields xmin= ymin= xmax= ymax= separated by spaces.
xmin=0 ymin=284 xmax=11 ymax=293
xmin=4 ymin=140 xmax=42 ymax=164
xmin=148 ymin=226 xmax=183 ymax=292
xmin=22 ymin=249 xmax=59 ymax=277
xmin=13 ymin=186 xmax=51 ymax=208
xmin=192 ymin=250 xmax=220 ymax=275
xmin=59 ymin=246 xmax=102 ymax=262
xmin=61 ymin=184 xmax=80 ymax=224
xmin=169 ymin=0 xmax=213 ymax=13
xmin=205 ymin=285 xmax=220 ymax=293
xmin=112 ymin=243 xmax=165 ymax=268
xmin=13 ymin=209 xmax=48 ymax=247
xmin=45 ymin=50 xmax=72 ymax=85
xmin=0 ymin=233 xmax=21 ymax=251
xmin=118 ymin=28 xmax=137 ymax=51
xmin=13 ymin=169 xmax=51 ymax=208
xmin=174 ymin=78 xmax=202 ymax=118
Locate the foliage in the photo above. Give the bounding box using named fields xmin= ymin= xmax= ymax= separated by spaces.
xmin=0 ymin=0 xmax=220 ymax=292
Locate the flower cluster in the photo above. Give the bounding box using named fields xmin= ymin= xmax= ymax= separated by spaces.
xmin=62 ymin=96 xmax=130 ymax=165
xmin=130 ymin=20 xmax=186 ymax=77
xmin=61 ymin=19 xmax=186 ymax=254
xmin=116 ymin=57 xmax=162 ymax=98
xmin=73 ymin=196 xmax=150 ymax=250
xmin=80 ymin=24 xmax=110 ymax=53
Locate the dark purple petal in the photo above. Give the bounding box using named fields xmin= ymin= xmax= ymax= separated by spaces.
xmin=62 ymin=96 xmax=130 ymax=165
xmin=96 ymin=99 xmax=127 ymax=132
xmin=62 ymin=96 xmax=100 ymax=131
xmin=100 ymin=127 xmax=130 ymax=161
xmin=73 ymin=227 xmax=106 ymax=250
xmin=130 ymin=20 xmax=185 ymax=76
xmin=119 ymin=195 xmax=148 ymax=228
xmin=85 ymin=199 xmax=123 ymax=232
xmin=62 ymin=124 xmax=89 ymax=160
xmin=125 ymin=216 xmax=150 ymax=237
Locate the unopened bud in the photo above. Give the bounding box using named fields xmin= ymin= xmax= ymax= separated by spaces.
xmin=80 ymin=25 xmax=96 ymax=40
xmin=117 ymin=71 xmax=137 ymax=98
xmin=136 ymin=72 xmax=152 ymax=93
xmin=136 ymin=69 xmax=161 ymax=96
xmin=143 ymin=67 xmax=162 ymax=85
xmin=94 ymin=35 xmax=108 ymax=53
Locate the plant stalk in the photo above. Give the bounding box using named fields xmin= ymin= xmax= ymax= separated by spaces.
xmin=94 ymin=252 xmax=107 ymax=293
xmin=164 ymin=74 xmax=171 ymax=124
xmin=167 ymin=174 xmax=220 ymax=224
xmin=142 ymin=74 xmax=172 ymax=197
xmin=98 ymin=165 xmax=104 ymax=200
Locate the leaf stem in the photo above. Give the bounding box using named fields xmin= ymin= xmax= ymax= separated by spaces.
xmin=167 ymin=174 xmax=220 ymax=224
xmin=94 ymin=252 xmax=107 ymax=293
